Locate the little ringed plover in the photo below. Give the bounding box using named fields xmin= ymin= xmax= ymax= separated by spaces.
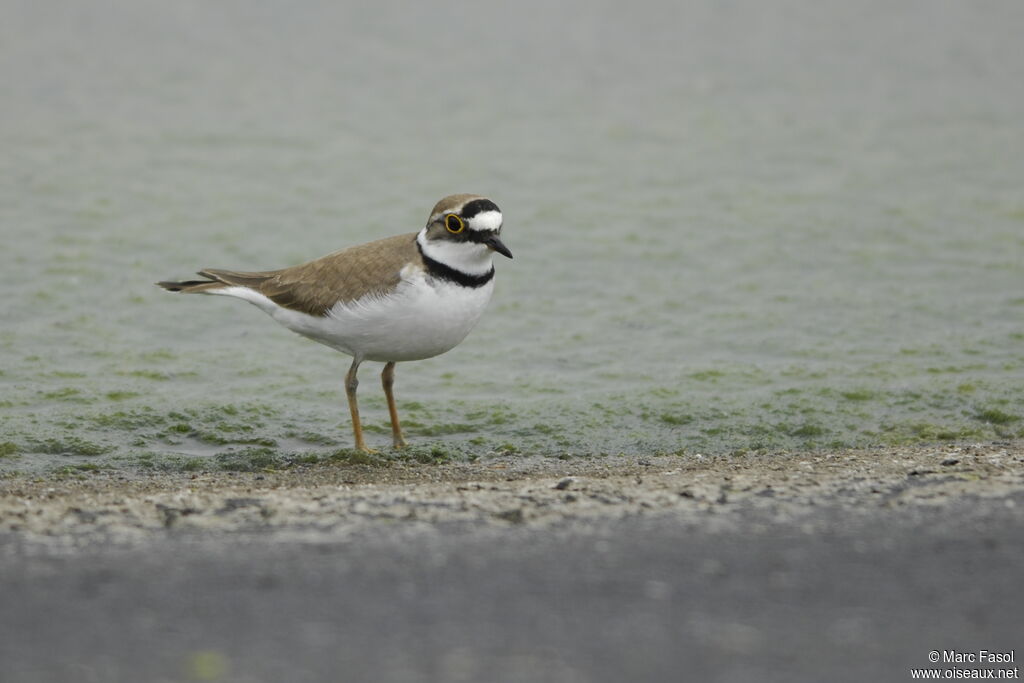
xmin=157 ymin=194 xmax=511 ymax=452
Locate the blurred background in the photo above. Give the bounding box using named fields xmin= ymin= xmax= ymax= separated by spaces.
xmin=1 ymin=0 xmax=1022 ymax=471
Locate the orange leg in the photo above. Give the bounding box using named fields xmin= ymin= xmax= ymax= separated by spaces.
xmin=344 ymin=358 xmax=373 ymax=453
xmin=381 ymin=361 xmax=407 ymax=449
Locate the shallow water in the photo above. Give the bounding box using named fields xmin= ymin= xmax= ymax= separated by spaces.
xmin=2 ymin=1 xmax=1022 ymax=473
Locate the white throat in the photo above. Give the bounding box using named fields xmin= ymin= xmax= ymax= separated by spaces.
xmin=417 ymin=230 xmax=494 ymax=277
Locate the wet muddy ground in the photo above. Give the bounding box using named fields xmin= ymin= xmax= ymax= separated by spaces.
xmin=2 ymin=443 xmax=1020 ymax=544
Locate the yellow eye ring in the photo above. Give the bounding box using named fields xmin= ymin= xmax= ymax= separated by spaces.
xmin=445 ymin=214 xmax=465 ymax=234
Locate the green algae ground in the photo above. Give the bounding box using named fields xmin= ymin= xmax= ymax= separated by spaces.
xmin=2 ymin=2 xmax=1023 ymax=475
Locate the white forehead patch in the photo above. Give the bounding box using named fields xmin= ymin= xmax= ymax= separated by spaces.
xmin=468 ymin=210 xmax=502 ymax=233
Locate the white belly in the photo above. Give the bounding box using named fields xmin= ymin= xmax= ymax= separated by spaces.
xmin=218 ymin=274 xmax=494 ymax=362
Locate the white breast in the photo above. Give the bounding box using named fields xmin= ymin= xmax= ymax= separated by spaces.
xmin=215 ymin=272 xmax=495 ymax=363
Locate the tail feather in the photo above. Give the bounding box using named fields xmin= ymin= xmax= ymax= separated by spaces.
xmin=156 ymin=269 xmax=273 ymax=294
xmin=198 ymin=268 xmax=274 ymax=288
xmin=156 ymin=278 xmax=223 ymax=293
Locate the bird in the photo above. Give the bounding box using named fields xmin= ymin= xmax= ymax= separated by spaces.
xmin=157 ymin=194 xmax=511 ymax=452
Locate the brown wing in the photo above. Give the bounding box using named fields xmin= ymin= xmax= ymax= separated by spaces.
xmin=203 ymin=232 xmax=422 ymax=316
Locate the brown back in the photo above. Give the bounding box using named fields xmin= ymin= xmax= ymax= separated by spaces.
xmin=203 ymin=232 xmax=422 ymax=316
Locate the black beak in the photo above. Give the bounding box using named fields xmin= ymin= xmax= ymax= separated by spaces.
xmin=484 ymin=234 xmax=513 ymax=259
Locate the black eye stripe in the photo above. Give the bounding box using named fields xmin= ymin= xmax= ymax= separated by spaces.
xmin=455 ymin=229 xmax=501 ymax=246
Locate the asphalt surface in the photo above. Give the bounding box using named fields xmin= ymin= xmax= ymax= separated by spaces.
xmin=3 ymin=492 xmax=1021 ymax=683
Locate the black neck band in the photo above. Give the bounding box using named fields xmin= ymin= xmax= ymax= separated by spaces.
xmin=417 ymin=241 xmax=495 ymax=288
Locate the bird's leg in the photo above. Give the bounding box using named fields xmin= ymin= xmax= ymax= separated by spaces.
xmin=344 ymin=357 xmax=373 ymax=453
xmin=381 ymin=361 xmax=407 ymax=449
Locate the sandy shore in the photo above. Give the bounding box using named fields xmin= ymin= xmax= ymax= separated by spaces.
xmin=3 ymin=441 xmax=1021 ymax=546
xmin=3 ymin=442 xmax=1022 ymax=682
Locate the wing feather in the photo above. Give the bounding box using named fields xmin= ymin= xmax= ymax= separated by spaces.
xmin=227 ymin=233 xmax=422 ymax=316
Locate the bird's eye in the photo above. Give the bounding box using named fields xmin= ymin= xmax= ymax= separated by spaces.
xmin=445 ymin=214 xmax=465 ymax=234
